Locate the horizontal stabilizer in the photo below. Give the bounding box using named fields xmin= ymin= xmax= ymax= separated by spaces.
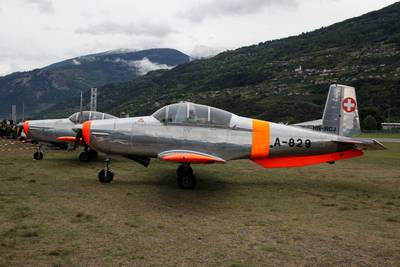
xmin=335 ymin=137 xmax=386 ymax=150
xmin=159 ymin=150 xmax=226 ymax=164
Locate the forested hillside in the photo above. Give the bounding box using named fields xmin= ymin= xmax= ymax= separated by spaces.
xmin=48 ymin=2 xmax=400 ymax=125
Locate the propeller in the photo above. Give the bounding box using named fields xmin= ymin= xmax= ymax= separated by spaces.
xmin=72 ymin=124 xmax=85 ymax=150
xmin=16 ymin=122 xmax=27 ymax=141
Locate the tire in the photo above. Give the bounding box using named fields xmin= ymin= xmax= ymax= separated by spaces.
xmin=33 ymin=151 xmax=43 ymax=160
xmin=79 ymin=152 xmax=91 ymax=162
xmin=177 ymin=165 xmax=193 ymax=178
xmin=98 ymin=169 xmax=114 ymax=183
xmin=89 ymin=150 xmax=98 ymax=160
xmin=177 ymin=175 xmax=196 ymax=190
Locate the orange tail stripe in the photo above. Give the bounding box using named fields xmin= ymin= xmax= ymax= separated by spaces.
xmin=251 ymin=119 xmax=270 ymax=159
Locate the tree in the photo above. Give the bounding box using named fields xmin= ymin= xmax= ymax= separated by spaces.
xmin=363 ymin=115 xmax=378 ymax=130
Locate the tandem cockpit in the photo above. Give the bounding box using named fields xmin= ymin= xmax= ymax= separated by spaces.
xmin=152 ymin=102 xmax=235 ymax=127
xmin=68 ymin=111 xmax=116 ymax=124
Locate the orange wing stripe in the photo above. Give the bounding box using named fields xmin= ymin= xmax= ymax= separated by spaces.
xmin=253 ymin=149 xmax=363 ymax=168
xmin=251 ymin=119 xmax=270 ymax=159
xmin=56 ymin=136 xmax=78 ymax=143
xmin=162 ymin=153 xmax=225 ymax=164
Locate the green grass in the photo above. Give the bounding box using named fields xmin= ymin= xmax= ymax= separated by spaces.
xmin=0 ymin=140 xmax=400 ymax=266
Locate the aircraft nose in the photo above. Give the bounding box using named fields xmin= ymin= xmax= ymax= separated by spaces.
xmin=82 ymin=121 xmax=92 ymax=145
xmin=23 ymin=121 xmax=30 ymax=136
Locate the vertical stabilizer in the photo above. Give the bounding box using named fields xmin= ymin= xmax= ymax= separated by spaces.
xmin=322 ymin=84 xmax=361 ymax=137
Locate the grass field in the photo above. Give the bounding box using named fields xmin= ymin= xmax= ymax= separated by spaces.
xmin=0 ymin=139 xmax=400 ymax=266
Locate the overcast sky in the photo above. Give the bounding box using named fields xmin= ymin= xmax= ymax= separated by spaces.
xmin=0 ymin=0 xmax=398 ymax=76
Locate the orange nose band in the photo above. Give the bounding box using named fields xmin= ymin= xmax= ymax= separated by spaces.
xmin=23 ymin=121 xmax=29 ymax=136
xmin=82 ymin=121 xmax=92 ymax=145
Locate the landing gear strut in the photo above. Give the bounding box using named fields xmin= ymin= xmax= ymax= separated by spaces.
xmin=98 ymin=157 xmax=114 ymax=183
xmin=177 ymin=164 xmax=196 ymax=189
xmin=33 ymin=145 xmax=44 ymax=160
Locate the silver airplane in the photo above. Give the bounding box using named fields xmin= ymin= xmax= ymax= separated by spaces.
xmin=23 ymin=111 xmax=116 ymax=161
xmin=75 ymin=84 xmax=385 ymax=189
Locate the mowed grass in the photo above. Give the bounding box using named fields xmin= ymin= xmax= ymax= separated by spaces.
xmin=0 ymin=140 xmax=399 ymax=266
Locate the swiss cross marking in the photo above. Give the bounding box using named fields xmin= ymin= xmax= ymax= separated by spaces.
xmin=343 ymin=97 xmax=356 ymax=113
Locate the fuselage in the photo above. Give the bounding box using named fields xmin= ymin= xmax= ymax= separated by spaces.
xmin=25 ymin=118 xmax=76 ymax=144
xmin=84 ymin=114 xmax=353 ymax=161
xmin=23 ymin=111 xmax=117 ymax=146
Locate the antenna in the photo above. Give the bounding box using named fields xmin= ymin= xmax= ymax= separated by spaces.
xmin=79 ymin=91 xmax=83 ymax=123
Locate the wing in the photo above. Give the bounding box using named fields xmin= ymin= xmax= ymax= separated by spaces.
xmin=158 ymin=150 xmax=226 ymax=164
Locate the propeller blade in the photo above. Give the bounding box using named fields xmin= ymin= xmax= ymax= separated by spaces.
xmin=73 ymin=130 xmax=83 ymax=150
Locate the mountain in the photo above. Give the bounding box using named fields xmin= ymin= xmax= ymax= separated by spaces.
xmin=47 ymin=3 xmax=400 ymax=125
xmin=0 ymin=48 xmax=190 ymax=118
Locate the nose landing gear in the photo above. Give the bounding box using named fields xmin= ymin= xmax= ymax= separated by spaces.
xmin=33 ymin=145 xmax=44 ymax=160
xmin=177 ymin=164 xmax=196 ymax=189
xmin=79 ymin=148 xmax=98 ymax=162
xmin=98 ymin=157 xmax=114 ymax=183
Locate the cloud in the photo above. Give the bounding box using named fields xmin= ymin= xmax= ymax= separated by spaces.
xmin=72 ymin=59 xmax=81 ymax=65
xmin=181 ymin=0 xmax=298 ymax=22
xmin=190 ymin=45 xmax=228 ymax=59
xmin=22 ymin=0 xmax=55 ymax=14
xmin=105 ymin=57 xmax=174 ymax=76
xmin=75 ymin=21 xmax=176 ymax=38
xmin=131 ymin=58 xmax=174 ymax=75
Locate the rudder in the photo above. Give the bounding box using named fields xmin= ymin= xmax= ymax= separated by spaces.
xmin=322 ymin=84 xmax=361 ymax=137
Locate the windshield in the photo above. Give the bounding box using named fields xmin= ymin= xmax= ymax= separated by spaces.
xmin=68 ymin=111 xmax=116 ymax=123
xmin=153 ymin=102 xmax=233 ymax=127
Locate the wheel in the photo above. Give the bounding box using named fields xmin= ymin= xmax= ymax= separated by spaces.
xmin=79 ymin=151 xmax=91 ymax=162
xmin=177 ymin=165 xmax=193 ymax=178
xmin=177 ymin=175 xmax=197 ymax=190
xmin=33 ymin=151 xmax=43 ymax=160
xmin=89 ymin=150 xmax=98 ymax=160
xmin=98 ymin=169 xmax=114 ymax=183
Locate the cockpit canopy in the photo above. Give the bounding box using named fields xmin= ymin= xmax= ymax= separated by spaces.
xmin=152 ymin=102 xmax=233 ymax=127
xmin=68 ymin=111 xmax=116 ymax=124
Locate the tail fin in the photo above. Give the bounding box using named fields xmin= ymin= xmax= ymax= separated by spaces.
xmin=322 ymin=84 xmax=361 ymax=137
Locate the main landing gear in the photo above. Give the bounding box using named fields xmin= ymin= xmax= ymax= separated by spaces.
xmin=98 ymin=157 xmax=114 ymax=183
xmin=33 ymin=145 xmax=44 ymax=160
xmin=96 ymin=160 xmax=196 ymax=189
xmin=79 ymin=148 xmax=98 ymax=162
xmin=177 ymin=163 xmax=196 ymax=190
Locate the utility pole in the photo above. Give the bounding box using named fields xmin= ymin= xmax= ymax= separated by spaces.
xmin=22 ymin=103 xmax=25 ymax=122
xmin=79 ymin=91 xmax=83 ymax=123
xmin=90 ymin=88 xmax=97 ymax=111
xmin=11 ymin=105 xmax=16 ymax=123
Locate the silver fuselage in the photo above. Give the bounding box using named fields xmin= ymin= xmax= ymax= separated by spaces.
xmin=25 ymin=111 xmax=117 ymax=146
xmin=28 ymin=118 xmax=76 ymax=144
xmin=88 ymin=115 xmax=352 ymax=161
